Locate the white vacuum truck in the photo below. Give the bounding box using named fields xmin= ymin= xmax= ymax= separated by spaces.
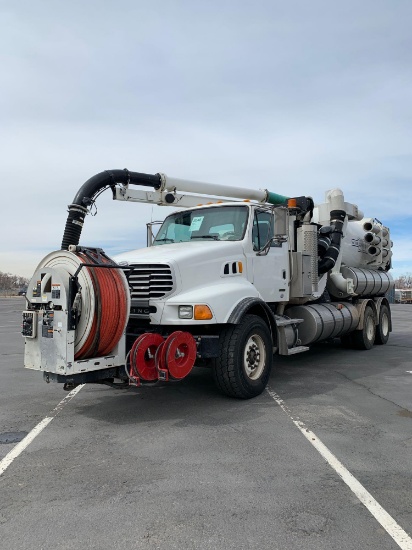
xmin=23 ymin=169 xmax=393 ymax=398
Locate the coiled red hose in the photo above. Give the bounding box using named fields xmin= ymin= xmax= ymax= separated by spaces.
xmin=74 ymin=252 xmax=128 ymax=360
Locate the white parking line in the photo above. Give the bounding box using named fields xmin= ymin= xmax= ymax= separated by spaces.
xmin=266 ymin=387 xmax=412 ymax=550
xmin=0 ymin=384 xmax=84 ymax=476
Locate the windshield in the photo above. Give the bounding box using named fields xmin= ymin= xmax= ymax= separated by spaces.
xmin=153 ymin=206 xmax=249 ymax=245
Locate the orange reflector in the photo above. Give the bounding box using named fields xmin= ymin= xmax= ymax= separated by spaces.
xmin=243 ymin=199 xmax=251 ymax=202
xmin=238 ymin=262 xmax=243 ymax=273
xmin=287 ymin=198 xmax=297 ymax=208
xmin=194 ymin=305 xmax=213 ymax=320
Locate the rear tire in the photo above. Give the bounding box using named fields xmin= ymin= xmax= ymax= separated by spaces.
xmin=352 ymin=306 xmax=376 ymax=350
xmin=375 ymin=304 xmax=390 ymax=345
xmin=212 ymin=315 xmax=273 ymax=399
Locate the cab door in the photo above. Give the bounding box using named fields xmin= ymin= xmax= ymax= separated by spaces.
xmin=246 ymin=209 xmax=289 ymax=302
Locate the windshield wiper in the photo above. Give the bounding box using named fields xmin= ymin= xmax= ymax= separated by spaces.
xmin=190 ymin=235 xmax=219 ymax=240
xmin=154 ymin=238 xmax=174 ymax=243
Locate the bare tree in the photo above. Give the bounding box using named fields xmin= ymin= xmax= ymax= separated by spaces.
xmin=394 ymin=273 xmax=412 ymax=289
xmin=0 ymin=271 xmax=29 ymax=295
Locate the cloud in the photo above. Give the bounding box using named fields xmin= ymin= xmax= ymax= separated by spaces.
xmin=0 ymin=0 xmax=411 ymax=277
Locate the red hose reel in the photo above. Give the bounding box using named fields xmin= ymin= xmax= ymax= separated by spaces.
xmin=74 ymin=251 xmax=129 ymax=360
xmin=129 ymin=331 xmax=197 ymax=383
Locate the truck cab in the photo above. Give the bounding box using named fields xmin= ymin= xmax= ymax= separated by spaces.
xmin=115 ymin=203 xmax=290 ymax=328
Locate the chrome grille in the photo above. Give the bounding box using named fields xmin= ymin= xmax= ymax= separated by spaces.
xmin=127 ymin=263 xmax=175 ymax=299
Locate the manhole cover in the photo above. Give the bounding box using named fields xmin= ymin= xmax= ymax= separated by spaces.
xmin=0 ymin=431 xmax=28 ymax=444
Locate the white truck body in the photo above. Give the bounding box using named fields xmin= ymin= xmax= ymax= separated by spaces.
xmin=22 ymin=170 xmax=394 ymax=398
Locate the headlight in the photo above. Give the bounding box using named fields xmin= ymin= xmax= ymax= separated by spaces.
xmin=179 ymin=305 xmax=193 ymax=319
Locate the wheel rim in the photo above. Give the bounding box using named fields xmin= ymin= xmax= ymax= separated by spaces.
xmin=381 ymin=312 xmax=389 ymax=336
xmin=366 ymin=315 xmax=375 ymax=341
xmin=243 ymin=334 xmax=266 ymax=380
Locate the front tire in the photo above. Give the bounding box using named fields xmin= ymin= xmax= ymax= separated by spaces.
xmin=212 ymin=315 xmax=273 ymax=399
xmin=352 ymin=305 xmax=376 ymax=350
xmin=375 ymin=304 xmax=390 ymax=345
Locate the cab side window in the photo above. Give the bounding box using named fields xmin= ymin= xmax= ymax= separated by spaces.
xmin=252 ymin=211 xmax=273 ymax=250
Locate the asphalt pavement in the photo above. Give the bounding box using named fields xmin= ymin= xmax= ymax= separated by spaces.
xmin=0 ymin=297 xmax=411 ymax=549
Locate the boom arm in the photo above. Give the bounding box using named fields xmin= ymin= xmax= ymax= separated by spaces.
xmin=115 ymin=174 xmax=290 ymax=209
xmin=61 ymin=169 xmax=290 ymax=250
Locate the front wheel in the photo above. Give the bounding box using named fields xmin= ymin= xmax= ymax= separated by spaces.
xmin=375 ymin=304 xmax=391 ymax=345
xmin=212 ymin=315 xmax=273 ymax=399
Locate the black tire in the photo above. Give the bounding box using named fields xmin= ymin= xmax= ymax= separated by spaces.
xmin=212 ymin=314 xmax=273 ymax=399
xmin=352 ymin=305 xmax=376 ymax=350
xmin=375 ymin=304 xmax=390 ymax=345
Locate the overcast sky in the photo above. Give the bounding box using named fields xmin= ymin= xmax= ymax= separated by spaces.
xmin=1 ymin=0 xmax=411 ymax=279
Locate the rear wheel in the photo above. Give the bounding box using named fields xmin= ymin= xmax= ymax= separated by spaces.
xmin=352 ymin=305 xmax=376 ymax=350
xmin=212 ymin=314 xmax=273 ymax=399
xmin=375 ymin=304 xmax=390 ymax=345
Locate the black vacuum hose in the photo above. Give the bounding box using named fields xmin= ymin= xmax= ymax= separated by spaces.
xmin=318 ymin=210 xmax=346 ymax=274
xmin=61 ymin=169 xmax=162 ymax=250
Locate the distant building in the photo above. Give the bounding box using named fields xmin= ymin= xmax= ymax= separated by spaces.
xmin=395 ymin=289 xmax=412 ymax=304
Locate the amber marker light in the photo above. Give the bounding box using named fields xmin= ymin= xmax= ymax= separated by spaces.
xmin=287 ymin=198 xmax=297 ymax=208
xmin=238 ymin=262 xmax=243 ymax=273
xmin=194 ymin=305 xmax=213 ymax=320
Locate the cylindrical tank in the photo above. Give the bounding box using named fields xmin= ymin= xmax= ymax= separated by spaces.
xmin=286 ymin=303 xmax=359 ymax=345
xmin=313 ymin=190 xmax=392 ymax=271
xmin=340 ymin=267 xmax=392 ymax=296
xmin=340 ymin=218 xmax=392 ymax=270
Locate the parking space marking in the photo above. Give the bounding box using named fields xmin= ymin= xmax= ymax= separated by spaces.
xmin=0 ymin=384 xmax=84 ymax=476
xmin=266 ymin=387 xmax=412 ymax=550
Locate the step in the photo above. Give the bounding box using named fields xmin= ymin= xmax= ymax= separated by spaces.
xmin=286 ymin=345 xmax=310 ymax=355
xmin=275 ymin=317 xmax=304 ymax=327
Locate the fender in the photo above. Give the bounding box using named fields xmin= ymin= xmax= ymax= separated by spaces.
xmin=354 ymin=298 xmax=377 ymax=331
xmin=227 ymin=297 xmax=277 ymax=344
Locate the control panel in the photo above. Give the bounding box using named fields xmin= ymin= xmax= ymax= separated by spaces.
xmin=41 ymin=310 xmax=54 ymax=338
xmin=22 ymin=311 xmax=37 ymax=338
